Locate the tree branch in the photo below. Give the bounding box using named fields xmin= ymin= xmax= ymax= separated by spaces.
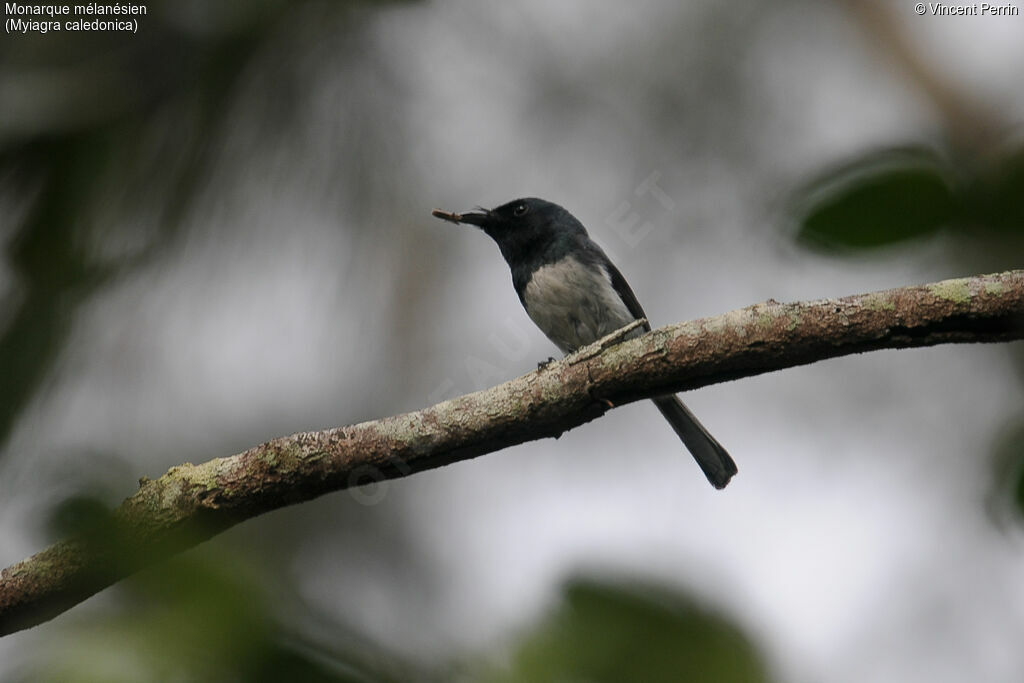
xmin=3 ymin=270 xmax=1024 ymax=635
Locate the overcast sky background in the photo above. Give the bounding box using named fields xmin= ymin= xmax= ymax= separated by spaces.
xmin=2 ymin=1 xmax=1024 ymax=681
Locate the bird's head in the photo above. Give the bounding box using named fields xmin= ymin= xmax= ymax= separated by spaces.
xmin=432 ymin=197 xmax=582 ymax=258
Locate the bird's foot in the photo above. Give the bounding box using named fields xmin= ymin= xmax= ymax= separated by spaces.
xmin=536 ymin=357 xmax=556 ymax=370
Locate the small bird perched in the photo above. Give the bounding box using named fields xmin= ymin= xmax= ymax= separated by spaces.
xmin=433 ymin=197 xmax=737 ymax=489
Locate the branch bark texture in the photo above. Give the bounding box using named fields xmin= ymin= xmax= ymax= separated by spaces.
xmin=2 ymin=270 xmax=1024 ymax=635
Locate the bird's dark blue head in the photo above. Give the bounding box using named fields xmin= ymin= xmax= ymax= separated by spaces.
xmin=433 ymin=197 xmax=588 ymax=267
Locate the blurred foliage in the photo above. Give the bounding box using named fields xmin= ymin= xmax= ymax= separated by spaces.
xmin=0 ymin=0 xmax=292 ymax=454
xmin=792 ymin=143 xmax=1024 ymax=251
xmin=793 ymin=138 xmax=1024 ymax=524
xmin=0 ymin=0 xmax=421 ymax=456
xmin=479 ymin=577 xmax=769 ymax=683
xmin=12 ymin=564 xmax=771 ymax=683
xmin=7 ymin=490 xmax=418 ymax=683
xmin=18 ymin=491 xmax=768 ymax=683
xmin=10 ymin=548 xmax=414 ymax=683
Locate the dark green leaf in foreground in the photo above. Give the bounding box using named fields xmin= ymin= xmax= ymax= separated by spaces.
xmin=484 ymin=577 xmax=770 ymax=683
xmin=794 ymin=147 xmax=958 ymax=250
xmin=972 ymin=145 xmax=1024 ymax=235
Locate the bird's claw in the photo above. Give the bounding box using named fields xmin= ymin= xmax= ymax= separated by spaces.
xmin=536 ymin=357 xmax=556 ymax=370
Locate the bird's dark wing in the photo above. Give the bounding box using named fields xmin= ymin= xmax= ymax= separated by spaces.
xmin=603 ymin=260 xmax=651 ymax=332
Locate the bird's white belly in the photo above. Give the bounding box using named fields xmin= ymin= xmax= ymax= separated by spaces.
xmin=522 ymin=255 xmax=638 ymax=354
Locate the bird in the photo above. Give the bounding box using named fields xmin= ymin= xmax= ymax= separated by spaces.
xmin=432 ymin=197 xmax=737 ymax=489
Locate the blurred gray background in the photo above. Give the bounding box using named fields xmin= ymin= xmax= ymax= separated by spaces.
xmin=2 ymin=0 xmax=1024 ymax=681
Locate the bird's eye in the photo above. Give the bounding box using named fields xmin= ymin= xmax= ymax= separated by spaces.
xmin=513 ymin=203 xmax=529 ymax=217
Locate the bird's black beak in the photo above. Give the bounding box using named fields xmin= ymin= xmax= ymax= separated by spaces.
xmin=431 ymin=207 xmax=490 ymax=227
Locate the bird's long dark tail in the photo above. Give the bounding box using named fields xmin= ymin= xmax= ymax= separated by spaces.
xmin=652 ymin=395 xmax=737 ymax=489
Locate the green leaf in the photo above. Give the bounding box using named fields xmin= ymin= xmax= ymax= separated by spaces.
xmin=484 ymin=577 xmax=769 ymax=683
xmin=793 ymin=148 xmax=958 ymax=251
xmin=973 ymin=145 xmax=1024 ymax=234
